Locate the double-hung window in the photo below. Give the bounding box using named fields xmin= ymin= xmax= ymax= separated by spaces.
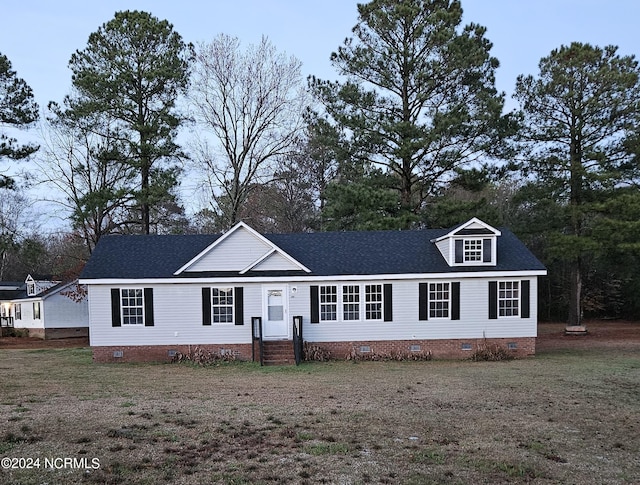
xmin=429 ymin=282 xmax=450 ymax=318
xmin=320 ymin=285 xmax=337 ymax=321
xmin=212 ymin=288 xmax=234 ymax=323
xmin=32 ymin=302 xmax=41 ymax=320
xmin=365 ymin=284 xmax=383 ymax=320
xmin=312 ymin=284 xmax=391 ymax=323
xmin=121 ymin=289 xmax=144 ymax=325
xmin=498 ymin=281 xmax=519 ymax=317
xmin=342 ymin=285 xmax=360 ymax=320
xmin=15 ymin=303 xmax=22 ymax=320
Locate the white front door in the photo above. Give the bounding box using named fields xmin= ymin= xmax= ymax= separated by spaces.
xmin=262 ymin=285 xmax=289 ymax=339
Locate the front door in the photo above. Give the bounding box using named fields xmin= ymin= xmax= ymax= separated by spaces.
xmin=263 ymin=285 xmax=289 ymax=339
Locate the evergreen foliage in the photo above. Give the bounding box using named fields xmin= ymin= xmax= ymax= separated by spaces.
xmin=62 ymin=10 xmax=191 ymax=234
xmin=514 ymin=42 xmax=640 ymax=324
xmin=0 ymin=52 xmax=39 ymax=189
xmin=311 ymin=0 xmax=509 ymax=228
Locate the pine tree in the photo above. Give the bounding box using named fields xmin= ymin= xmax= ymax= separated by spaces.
xmin=63 ymin=10 xmax=191 ymax=234
xmin=0 ymin=52 xmax=39 ymax=189
xmin=311 ymin=0 xmax=508 ymax=228
xmin=514 ymin=43 xmax=640 ymax=325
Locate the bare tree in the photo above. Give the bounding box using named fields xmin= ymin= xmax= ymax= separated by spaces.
xmin=0 ymin=188 xmax=31 ymax=279
xmin=37 ymin=108 xmax=137 ymax=253
xmin=189 ymin=35 xmax=308 ymax=229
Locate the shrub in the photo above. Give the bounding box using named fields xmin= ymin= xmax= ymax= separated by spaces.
xmin=172 ymin=347 xmax=237 ymax=366
xmin=346 ymin=348 xmax=432 ymax=362
xmin=303 ymin=343 xmax=332 ymax=362
xmin=470 ymin=342 xmax=513 ymax=361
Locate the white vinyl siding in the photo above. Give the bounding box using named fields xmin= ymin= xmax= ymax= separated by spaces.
xmin=300 ymin=278 xmax=537 ymax=343
xmin=10 ymin=284 xmax=88 ymax=331
xmin=88 ymin=284 xmax=256 ymax=346
xmin=186 ymin=228 xmax=271 ymax=272
xmin=87 ymin=276 xmax=538 ymax=347
xmin=251 ymin=252 xmax=304 ymax=271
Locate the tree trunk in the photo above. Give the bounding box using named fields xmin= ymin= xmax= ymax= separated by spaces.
xmin=568 ymin=260 xmax=582 ymax=325
xmin=141 ymin=162 xmax=150 ymax=235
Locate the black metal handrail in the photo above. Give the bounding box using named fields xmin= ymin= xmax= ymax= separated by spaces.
xmin=251 ymin=317 xmax=264 ymax=366
xmin=292 ymin=315 xmax=303 ymax=365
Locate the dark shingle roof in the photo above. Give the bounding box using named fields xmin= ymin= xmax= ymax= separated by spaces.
xmin=80 ymin=227 xmax=545 ymax=280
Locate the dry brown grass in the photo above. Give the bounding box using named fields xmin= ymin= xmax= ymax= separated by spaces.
xmin=1 ymin=323 xmax=639 ymax=484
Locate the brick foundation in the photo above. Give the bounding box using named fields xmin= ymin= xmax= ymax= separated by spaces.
xmin=92 ymin=337 xmax=534 ymax=363
xmin=92 ymin=343 xmax=254 ymax=363
xmin=305 ymin=337 xmax=536 ymax=360
xmin=28 ymin=327 xmax=89 ymax=340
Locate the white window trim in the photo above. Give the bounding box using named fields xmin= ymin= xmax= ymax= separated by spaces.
xmin=314 ymin=283 xmax=388 ymax=323
xmin=464 ymin=239 xmax=483 ymax=262
xmin=428 ymin=282 xmax=451 ymax=320
xmin=319 ymin=285 xmax=338 ymax=322
xmin=211 ymin=287 xmax=234 ymax=325
xmin=32 ymin=301 xmax=41 ymax=320
xmin=451 ymin=237 xmax=496 ymax=267
xmin=342 ymin=284 xmax=361 ymax=321
xmin=120 ymin=288 xmax=145 ymax=326
xmin=364 ymin=284 xmax=383 ymax=321
xmin=498 ymin=280 xmax=520 ymax=318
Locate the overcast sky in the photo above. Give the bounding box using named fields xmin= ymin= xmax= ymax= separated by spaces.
xmin=2 ymin=0 xmax=638 ymax=111
xmin=1 ymin=1 xmax=638 ymax=228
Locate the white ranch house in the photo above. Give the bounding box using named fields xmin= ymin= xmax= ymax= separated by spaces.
xmin=0 ymin=276 xmax=89 ymax=339
xmin=79 ymin=218 xmax=546 ymax=364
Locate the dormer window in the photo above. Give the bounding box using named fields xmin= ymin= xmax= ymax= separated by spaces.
xmin=433 ymin=218 xmax=501 ymax=267
xmin=464 ymin=239 xmax=483 ymax=262
xmin=25 ymin=275 xmax=36 ymax=296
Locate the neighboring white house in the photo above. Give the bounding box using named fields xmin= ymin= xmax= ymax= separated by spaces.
xmin=79 ymin=218 xmax=547 ymax=363
xmin=1 ymin=275 xmax=89 ymax=339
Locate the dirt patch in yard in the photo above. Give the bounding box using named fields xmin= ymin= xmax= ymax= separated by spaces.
xmin=537 ymin=320 xmax=640 ymax=352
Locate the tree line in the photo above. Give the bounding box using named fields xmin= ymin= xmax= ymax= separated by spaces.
xmin=1 ymin=0 xmax=639 ymax=323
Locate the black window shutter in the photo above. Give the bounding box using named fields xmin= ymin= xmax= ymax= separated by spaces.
xmin=488 ymin=281 xmax=498 ymax=319
xmin=455 ymin=239 xmax=463 ymax=263
xmin=310 ymin=286 xmax=319 ymax=323
xmin=451 ymin=282 xmax=460 ymax=320
xmin=383 ymin=284 xmax=393 ymax=322
xmin=110 ymin=289 xmax=121 ymax=327
xmin=144 ymin=288 xmax=154 ymax=326
xmin=483 ymin=238 xmax=492 ymax=263
xmin=521 ymin=280 xmax=530 ymax=318
xmin=234 ymin=287 xmax=244 ymax=325
xmin=202 ymin=287 xmax=212 ymax=326
xmin=419 ymin=283 xmax=428 ymax=321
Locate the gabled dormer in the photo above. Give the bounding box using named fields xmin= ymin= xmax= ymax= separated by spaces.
xmin=174 ymin=221 xmax=311 ymax=275
xmin=25 ymin=275 xmax=36 ymax=296
xmin=25 ymin=275 xmax=60 ymax=296
xmin=432 ymin=218 xmax=501 ymax=267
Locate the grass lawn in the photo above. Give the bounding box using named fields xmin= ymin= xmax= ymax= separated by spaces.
xmin=1 ymin=328 xmax=639 ymax=484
